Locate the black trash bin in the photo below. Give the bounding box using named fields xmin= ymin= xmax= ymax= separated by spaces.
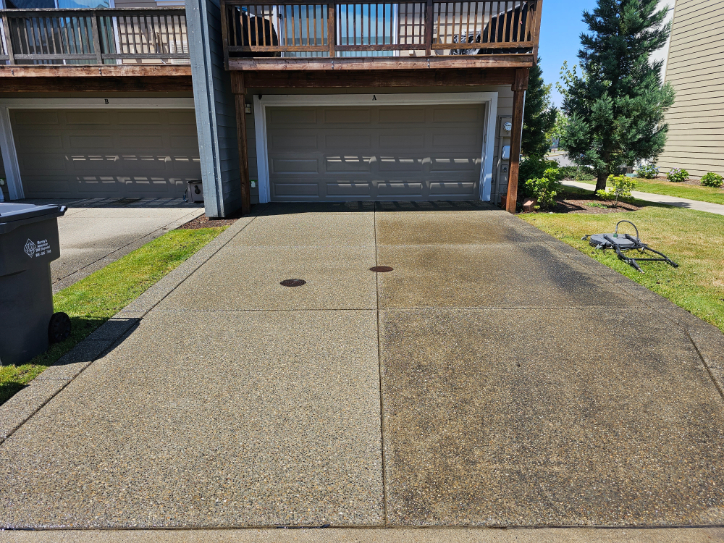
xmin=0 ymin=203 xmax=69 ymax=366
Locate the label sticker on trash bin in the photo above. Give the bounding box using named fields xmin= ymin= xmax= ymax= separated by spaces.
xmin=24 ymin=239 xmax=51 ymax=258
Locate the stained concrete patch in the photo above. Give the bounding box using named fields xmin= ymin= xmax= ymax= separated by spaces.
xmin=2 ymin=528 xmax=724 ymax=543
xmin=231 ymin=212 xmax=375 ymax=247
xmin=159 ymin=245 xmax=377 ymax=311
xmin=380 ymin=308 xmax=724 ymax=526
xmin=377 ymin=243 xmax=635 ymax=309
xmin=0 ymin=310 xmax=383 ymax=529
xmin=376 ymin=211 xmax=547 ymax=245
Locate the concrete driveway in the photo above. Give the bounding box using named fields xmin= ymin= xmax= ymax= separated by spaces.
xmin=22 ymin=197 xmax=204 ymax=292
xmin=1 ymin=202 xmax=724 ymax=535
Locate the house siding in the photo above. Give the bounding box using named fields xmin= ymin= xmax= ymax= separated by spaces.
xmin=186 ymin=0 xmax=242 ymax=217
xmin=658 ymin=0 xmax=724 ymax=177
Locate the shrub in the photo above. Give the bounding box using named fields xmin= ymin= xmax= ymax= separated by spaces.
xmin=667 ymin=168 xmax=689 ymax=183
xmin=596 ymin=175 xmax=637 ymax=207
xmin=525 ymin=167 xmax=562 ymax=210
xmin=558 ymin=165 xmax=596 ymax=181
xmin=519 ymin=156 xmax=558 ymax=183
xmin=636 ymin=164 xmax=659 ymax=179
xmin=701 ymin=172 xmax=723 ymax=188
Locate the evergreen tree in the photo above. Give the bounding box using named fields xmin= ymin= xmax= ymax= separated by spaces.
xmin=559 ymin=0 xmax=675 ymax=192
xmin=522 ymin=59 xmax=557 ymax=158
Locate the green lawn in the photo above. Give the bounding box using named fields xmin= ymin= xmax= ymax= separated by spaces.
xmin=0 ymin=227 xmax=226 ymax=406
xmin=520 ymin=203 xmax=724 ymax=334
xmin=572 ymin=176 xmax=724 ymax=205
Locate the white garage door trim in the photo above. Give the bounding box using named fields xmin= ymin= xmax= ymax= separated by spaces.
xmin=0 ymin=98 xmax=195 ymax=201
xmin=253 ymin=92 xmax=498 ymax=204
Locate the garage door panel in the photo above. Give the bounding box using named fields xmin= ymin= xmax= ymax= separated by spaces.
xmin=12 ymin=109 xmax=201 ymax=199
xmin=324 ymin=108 xmax=371 ymax=124
xmin=379 ymin=134 xmax=425 ymax=149
xmin=326 ymin=182 xmax=372 ymax=197
xmin=325 ymin=156 xmax=374 ymax=172
xmin=66 ymin=111 xmax=112 ymax=125
xmin=273 ymin=182 xmax=320 ymax=197
xmin=324 ymin=134 xmax=372 ymax=150
xmin=431 ymin=132 xmax=482 ymax=149
xmin=429 ymin=157 xmax=480 ymax=172
xmin=68 ymin=135 xmax=114 ymax=149
xmin=377 ymin=182 xmax=424 ymax=197
xmin=271 ymin=134 xmax=320 ymax=151
xmin=378 ymin=107 xmax=427 ymax=123
xmin=432 ymin=105 xmax=484 ymax=123
xmin=75 ymin=178 xmax=126 ymax=194
xmin=430 ymin=182 xmax=477 ymax=196
xmin=267 ymin=104 xmax=484 ymax=202
xmin=70 ymin=156 xmax=119 ymax=171
xmin=273 ymin=158 xmax=320 ymax=174
xmin=21 ymin=155 xmax=68 ymax=175
xmin=119 ymin=135 xmax=164 ymax=149
xmin=118 ymin=111 xmax=162 ymax=125
xmin=269 ymin=108 xmax=317 ymax=125
xmin=18 ymin=134 xmax=63 ymax=150
xmin=378 ymin=157 xmax=425 ymax=172
xmin=16 ymin=111 xmax=60 ymax=125
xmin=119 ymin=156 xmax=169 ymax=173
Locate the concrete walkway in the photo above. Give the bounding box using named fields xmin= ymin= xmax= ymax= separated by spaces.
xmin=21 ymin=197 xmax=204 ymax=292
xmin=1 ymin=202 xmax=724 ymax=538
xmin=562 ymin=180 xmax=724 ymax=216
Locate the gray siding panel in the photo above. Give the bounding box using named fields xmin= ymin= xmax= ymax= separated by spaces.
xmin=187 ymin=0 xmax=241 ymax=217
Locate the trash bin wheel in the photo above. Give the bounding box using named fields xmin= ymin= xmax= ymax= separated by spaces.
xmin=49 ymin=312 xmax=72 ymax=344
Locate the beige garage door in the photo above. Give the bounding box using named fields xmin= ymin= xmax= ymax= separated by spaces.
xmin=266 ymin=104 xmax=485 ymax=201
xmin=11 ymin=109 xmax=201 ymax=199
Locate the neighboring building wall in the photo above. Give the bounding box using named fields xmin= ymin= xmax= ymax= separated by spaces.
xmin=658 ymin=0 xmax=724 ymax=178
xmin=186 ymin=0 xmax=242 ymax=217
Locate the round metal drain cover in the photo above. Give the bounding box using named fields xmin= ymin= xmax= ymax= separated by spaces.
xmin=370 ymin=266 xmax=394 ymax=273
xmin=280 ymin=278 xmax=306 ymax=287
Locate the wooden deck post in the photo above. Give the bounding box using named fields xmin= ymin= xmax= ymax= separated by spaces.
xmin=232 ymin=72 xmax=251 ymax=214
xmin=505 ymin=67 xmax=529 ymax=214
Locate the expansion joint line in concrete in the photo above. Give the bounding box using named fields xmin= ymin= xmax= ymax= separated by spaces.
xmin=685 ymin=328 xmax=724 ymax=402
xmin=373 ymin=207 xmax=389 ymax=526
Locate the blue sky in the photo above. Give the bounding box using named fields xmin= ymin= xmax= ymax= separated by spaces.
xmin=538 ymin=0 xmax=599 ymax=107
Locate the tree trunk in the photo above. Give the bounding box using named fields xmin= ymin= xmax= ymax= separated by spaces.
xmin=595 ymin=171 xmax=608 ymax=193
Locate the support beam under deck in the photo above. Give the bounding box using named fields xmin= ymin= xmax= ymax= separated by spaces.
xmin=506 ymin=68 xmax=529 ymax=214
xmin=231 ymin=72 xmax=251 ymax=215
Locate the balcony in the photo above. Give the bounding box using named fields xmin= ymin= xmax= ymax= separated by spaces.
xmin=0 ymin=7 xmax=189 ymax=67
xmin=221 ymin=0 xmax=541 ymax=71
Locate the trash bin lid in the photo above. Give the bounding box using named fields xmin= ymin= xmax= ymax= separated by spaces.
xmin=0 ymin=203 xmax=66 ymax=223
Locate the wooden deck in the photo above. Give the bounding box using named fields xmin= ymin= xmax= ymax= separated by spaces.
xmin=0 ymin=8 xmax=189 ymax=66
xmin=221 ymin=0 xmax=541 ymax=71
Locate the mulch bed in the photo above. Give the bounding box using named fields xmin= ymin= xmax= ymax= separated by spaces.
xmin=525 ymin=196 xmax=642 ymax=215
xmin=178 ymin=213 xmax=244 ymax=230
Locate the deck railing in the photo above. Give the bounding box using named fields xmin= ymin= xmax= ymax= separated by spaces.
xmin=0 ymin=7 xmax=188 ymax=65
xmin=221 ymin=0 xmax=540 ymax=60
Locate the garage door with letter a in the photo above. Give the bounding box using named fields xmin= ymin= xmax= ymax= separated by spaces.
xmin=266 ymin=104 xmax=485 ymax=201
xmin=11 ymin=109 xmax=201 ymax=199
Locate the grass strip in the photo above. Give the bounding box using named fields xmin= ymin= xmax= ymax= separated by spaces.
xmin=572 ymin=177 xmax=724 ymax=205
xmin=520 ymin=204 xmax=724 ymax=334
xmin=0 ymin=227 xmax=226 ymax=406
